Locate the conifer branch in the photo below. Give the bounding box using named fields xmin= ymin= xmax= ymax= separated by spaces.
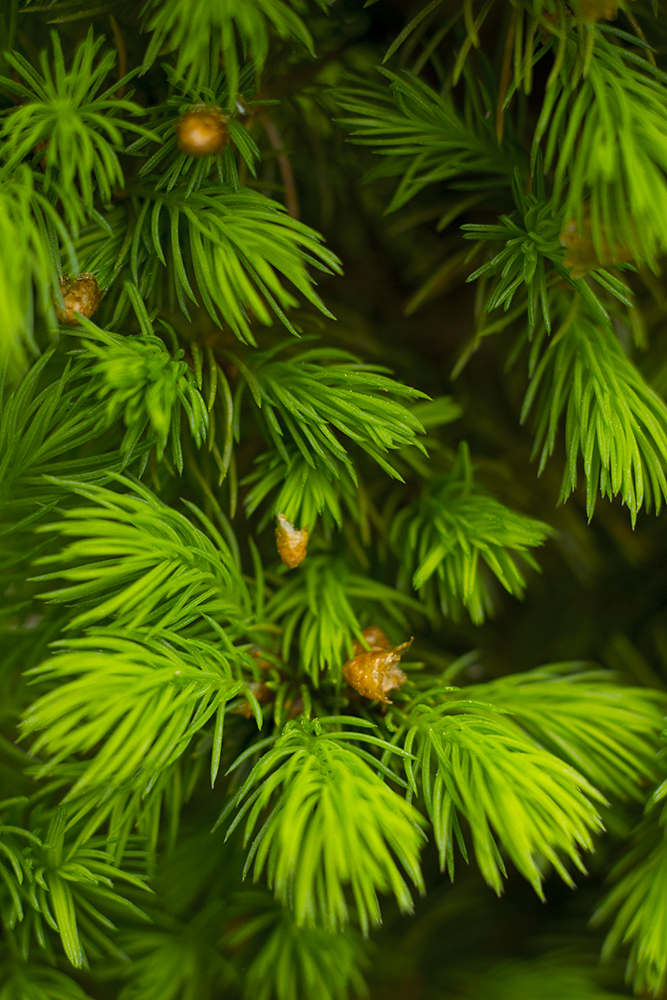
xmin=337 ymin=68 xmax=513 ymax=212
xmin=401 ymin=697 xmax=605 ymax=896
xmin=593 ymin=812 xmax=667 ymax=997
xmin=78 ymin=185 xmax=341 ymax=341
xmin=392 ymin=443 xmax=552 ymax=623
xmin=518 ymin=299 xmax=667 ymax=521
xmin=0 ymin=30 xmax=155 ymax=226
xmin=30 ymin=476 xmax=252 ymax=631
xmin=234 ymin=901 xmax=369 ymax=1000
xmin=220 ymin=719 xmax=426 ymax=935
xmin=141 ymin=0 xmax=325 ymax=94
xmin=21 ymin=635 xmax=248 ymax=799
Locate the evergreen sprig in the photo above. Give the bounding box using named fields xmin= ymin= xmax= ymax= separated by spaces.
xmin=21 ymin=634 xmax=247 ymax=799
xmin=230 ymin=901 xmax=368 ymax=1000
xmin=30 ymin=476 xmax=251 ymax=632
xmin=239 ymin=345 xmax=428 ymax=479
xmin=80 ymin=322 xmax=209 ymax=466
xmin=265 ymin=554 xmax=420 ymax=683
xmin=519 ymin=299 xmax=667 ymax=521
xmin=0 ymin=806 xmax=150 ymax=970
xmin=243 ymin=445 xmax=358 ymax=531
xmin=0 ymin=31 xmax=153 ymax=225
xmin=337 ymin=68 xmax=513 ymax=212
xmin=471 ymin=665 xmax=666 ymax=800
xmin=220 ymin=718 xmax=426 ymax=935
xmin=392 ymin=443 xmax=552 ymax=623
xmin=0 ymin=171 xmax=76 ymax=373
xmin=141 ymin=0 xmax=325 ymax=94
xmin=128 ymin=66 xmax=261 ymax=191
xmin=593 ymin=815 xmax=667 ymax=997
xmin=0 ymin=352 xmax=116 ymax=512
xmin=79 ymin=185 xmax=341 ymax=341
xmin=116 ymin=917 xmax=231 ymax=1000
xmin=534 ymin=32 xmax=667 ymax=261
xmin=0 ymin=957 xmax=93 ymax=1000
xmin=402 ymin=696 xmax=605 ymax=896
xmin=462 ymin=185 xmax=634 ymax=334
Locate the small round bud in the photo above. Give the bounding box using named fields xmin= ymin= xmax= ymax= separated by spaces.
xmin=54 ymin=273 xmax=102 ymax=326
xmin=175 ymin=105 xmax=230 ymax=158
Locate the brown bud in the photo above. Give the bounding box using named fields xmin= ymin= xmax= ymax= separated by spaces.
xmin=352 ymin=626 xmax=392 ymax=657
xmin=175 ymin=105 xmax=231 ymax=158
xmin=34 ymin=138 xmax=49 ymax=170
xmin=560 ymin=214 xmax=635 ymax=279
xmin=574 ymin=0 xmax=618 ymax=22
xmin=249 ymin=645 xmax=273 ymax=671
xmin=343 ymin=637 xmax=412 ymax=705
xmin=275 ymin=514 xmax=309 ymax=569
xmin=234 ymin=681 xmax=272 ymax=719
xmin=54 ymin=273 xmax=103 ymax=326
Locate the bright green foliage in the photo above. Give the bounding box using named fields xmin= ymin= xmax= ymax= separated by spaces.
xmin=221 ymin=719 xmax=426 ymax=934
xmin=336 ymin=14 xmax=667 ymax=531
xmin=141 ymin=0 xmax=323 ymax=94
xmin=0 ymin=31 xmax=153 ymax=225
xmin=470 ymin=665 xmax=666 ymax=800
xmin=402 ymin=695 xmax=605 ymax=896
xmin=0 ymin=351 xmax=125 ymax=520
xmin=63 ymin=757 xmax=193 ymax=864
xmin=0 ymin=806 xmax=149 ymax=970
xmin=0 ymin=958 xmax=93 ymax=1000
xmin=21 ymin=634 xmax=246 ymax=799
xmin=462 ymin=186 xmax=633 ymax=334
xmin=265 ymin=555 xmax=420 ymax=682
xmin=0 ymin=171 xmax=74 ymax=374
xmin=29 ymin=811 xmax=149 ymax=969
xmin=243 ymin=396 xmax=458 ymax=531
xmin=31 ymin=476 xmax=251 ymax=631
xmin=114 ymin=911 xmax=232 ymax=1000
xmin=337 ymin=68 xmax=513 ymax=212
xmin=117 ymin=933 xmax=226 ymax=1000
xmin=129 ymin=67 xmax=261 ymax=192
xmin=520 ymin=300 xmax=667 ymax=522
xmin=79 ymin=185 xmax=341 ymax=342
xmin=0 ymin=798 xmax=41 ymax=929
xmin=0 ymin=352 xmax=115 ymax=519
xmin=593 ymin=815 xmax=667 ymax=997
xmin=241 ymin=345 xmax=427 ymax=478
xmin=392 ymin=444 xmax=551 ymax=623
xmin=243 ymin=445 xmax=358 ymax=531
xmin=535 ymin=34 xmax=667 ymax=261
xmin=80 ymin=322 xmax=209 ymax=465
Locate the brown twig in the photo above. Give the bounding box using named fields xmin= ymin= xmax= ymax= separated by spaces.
xmin=260 ymin=113 xmax=300 ymax=220
xmin=496 ymin=6 xmax=516 ymax=144
xmin=109 ymin=15 xmax=127 ymax=98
